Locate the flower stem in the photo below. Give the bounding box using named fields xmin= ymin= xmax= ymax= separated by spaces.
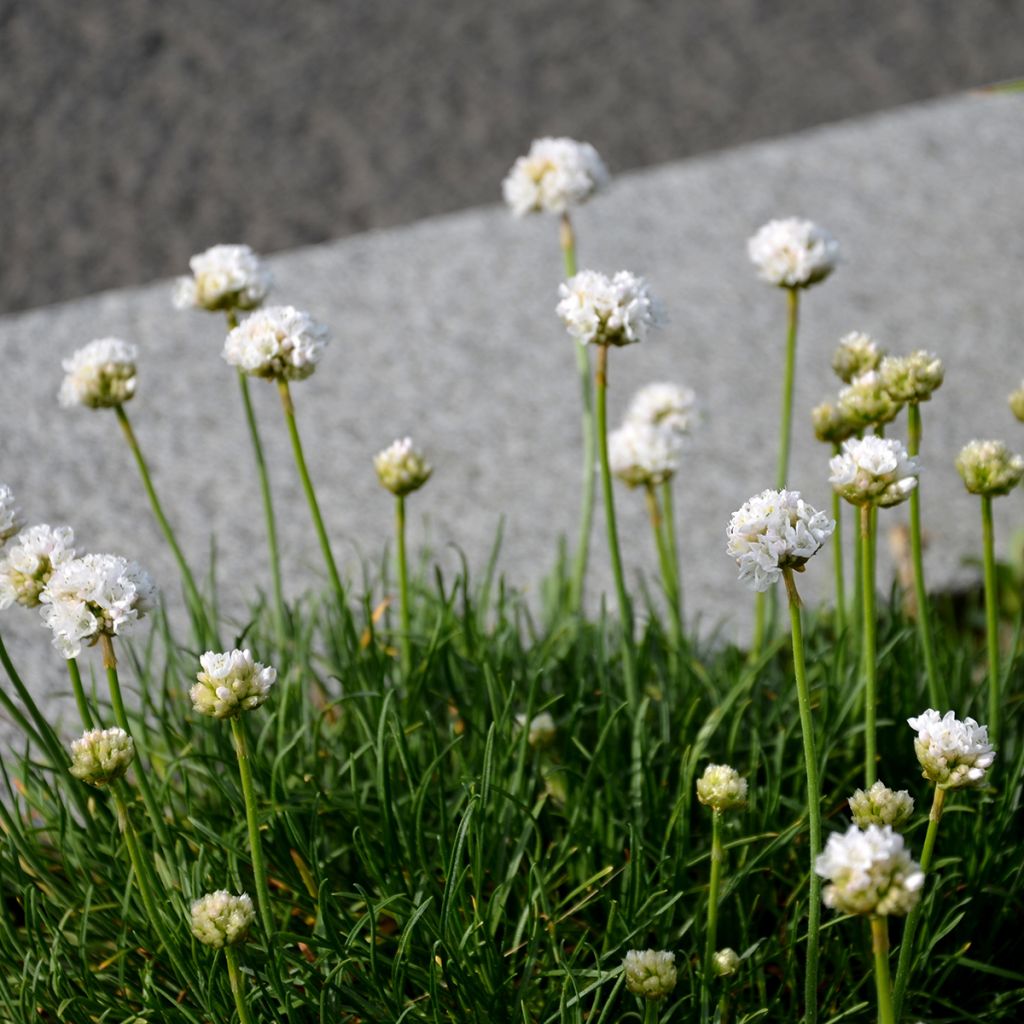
xmin=225 ymin=946 xmax=257 ymax=1024
xmin=701 ymin=809 xmax=724 ymax=1024
xmin=642 ymin=999 xmax=659 ymax=1024
xmin=871 ymin=916 xmax=896 ymax=1024
xmin=66 ymin=657 xmax=96 ymax=729
xmin=783 ymin=568 xmax=822 ymax=1024
xmin=831 ymin=447 xmax=847 ymax=635
xmin=861 ymin=504 xmax=878 ymax=785
xmin=396 ymin=493 xmax=412 ymax=675
xmin=645 ymin=484 xmax=682 ymax=651
xmin=660 ymin=478 xmax=683 ymax=624
xmin=776 ymin=287 xmax=800 ymax=491
xmin=981 ymin=493 xmax=1001 ymax=746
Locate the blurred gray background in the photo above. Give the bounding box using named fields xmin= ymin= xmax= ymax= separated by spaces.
xmin=3 ymin=0 xmax=1022 ymax=314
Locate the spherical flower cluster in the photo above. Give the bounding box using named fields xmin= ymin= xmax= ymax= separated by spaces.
xmin=69 ymin=727 xmax=135 ymax=787
xmin=609 ymin=419 xmax=681 ymax=488
xmin=191 ymin=649 xmax=276 ymax=719
xmin=59 ymin=338 xmax=138 ymax=409
xmin=726 ymin=489 xmax=834 ymax=592
xmin=955 ymin=439 xmax=1024 ymax=497
xmin=829 ymin=436 xmax=918 ymax=508
xmin=190 ymin=891 xmax=255 ymax=948
xmin=622 ymin=949 xmax=677 ymax=1000
xmin=713 ymin=948 xmax=741 ymax=978
xmin=815 ymin=825 xmax=924 ymax=917
xmin=627 ymin=382 xmax=696 ymax=436
xmin=223 ymin=306 xmax=328 ymax=381
xmin=556 ymin=270 xmax=660 ymax=347
xmin=0 ymin=485 xmax=24 ymax=547
xmin=696 ymin=763 xmax=748 ymax=812
xmin=172 ymin=244 xmax=272 ymax=313
xmin=515 ymin=711 xmax=557 ymax=749
xmin=832 ymin=332 xmax=883 ymax=384
xmin=907 ymin=709 xmax=996 ymax=789
xmin=878 ymin=351 xmax=944 ymax=404
xmin=747 ymin=217 xmax=838 ymax=289
xmin=811 ymin=400 xmax=859 ymax=446
xmin=848 ymin=781 xmax=915 ymax=830
xmin=502 ymin=137 xmax=609 ymax=217
xmin=0 ymin=525 xmax=75 ymax=609
xmin=1008 ymin=382 xmax=1024 ymax=423
xmin=39 ymin=554 xmax=157 ymax=657
xmin=374 ymin=438 xmax=433 ymax=497
xmin=836 ymin=371 xmax=902 ymax=430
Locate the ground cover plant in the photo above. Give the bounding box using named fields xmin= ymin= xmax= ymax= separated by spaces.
xmin=1 ymin=140 xmax=1023 ymax=1023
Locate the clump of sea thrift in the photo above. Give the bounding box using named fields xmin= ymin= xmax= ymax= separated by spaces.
xmin=627 ymin=381 xmax=696 ymax=436
xmin=848 ymin=781 xmax=915 ymax=829
xmin=515 ymin=711 xmax=557 ymax=749
xmin=1008 ymin=382 xmax=1024 ymax=422
xmin=374 ymin=438 xmax=433 ymax=496
xmin=608 ymin=419 xmax=680 ymax=487
xmin=0 ymin=485 xmax=24 ymax=547
xmin=747 ymin=217 xmax=838 ymax=289
xmin=59 ymin=338 xmax=138 ymax=409
xmin=502 ymin=137 xmax=609 ymax=216
xmin=837 ymin=370 xmax=902 ymax=430
xmin=0 ymin=525 xmax=75 ymax=609
xmin=190 ymin=891 xmax=256 ymax=948
xmin=696 ymin=763 xmax=748 ymax=812
xmin=829 ymin=436 xmax=918 ymax=507
xmin=713 ymin=948 xmax=741 ymax=977
xmin=879 ymin=351 xmax=944 ymax=404
xmin=622 ymin=949 xmax=678 ymax=1000
xmin=69 ymin=727 xmax=135 ymax=787
xmin=173 ymin=244 xmax=271 ymax=313
xmin=832 ymin=331 xmax=883 ymax=383
xmin=908 ymin=709 xmax=996 ymax=789
xmin=191 ymin=649 xmax=276 ymax=719
xmin=223 ymin=306 xmax=328 ymax=381
xmin=955 ymin=439 xmax=1024 ymax=496
xmin=556 ymin=270 xmax=660 ymax=347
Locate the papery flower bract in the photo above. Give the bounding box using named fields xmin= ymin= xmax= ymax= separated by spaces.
xmin=829 ymin=436 xmax=918 ymax=508
xmin=955 ymin=439 xmax=1024 ymax=497
xmin=0 ymin=524 xmax=75 ymax=609
xmin=502 ymin=137 xmax=609 ymax=217
xmin=191 ymin=649 xmax=276 ymax=719
xmin=836 ymin=370 xmax=902 ymax=430
xmin=515 ymin=711 xmax=557 ymax=749
xmin=223 ymin=306 xmax=328 ymax=381
xmin=556 ymin=270 xmax=660 ymax=347
xmin=609 ymin=419 xmax=681 ymax=488
xmin=622 ymin=949 xmax=677 ymax=1000
xmin=173 ymin=244 xmax=271 ymax=313
xmin=747 ymin=217 xmax=838 ymax=289
xmin=190 ymin=891 xmax=255 ymax=948
xmin=0 ymin=485 xmax=24 ymax=547
xmin=374 ymin=438 xmax=433 ymax=497
xmin=69 ymin=727 xmax=134 ymax=787
xmin=59 ymin=338 xmax=138 ymax=409
xmin=696 ymin=763 xmax=748 ymax=812
xmin=815 ymin=824 xmax=924 ymax=917
xmin=1008 ymin=382 xmax=1024 ymax=423
xmin=832 ymin=332 xmax=883 ymax=384
xmin=879 ymin=351 xmax=944 ymax=404
xmin=908 ymin=709 xmax=996 ymax=789
xmin=626 ymin=382 xmax=696 ymax=436
xmin=848 ymin=780 xmax=915 ymax=830
xmin=713 ymin=948 xmax=741 ymax=977
xmin=39 ymin=554 xmax=156 ymax=658
xmin=811 ymin=399 xmax=860 ymax=446
xmin=726 ymin=489 xmax=834 ymax=592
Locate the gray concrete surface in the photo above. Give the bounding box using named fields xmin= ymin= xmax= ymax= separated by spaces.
xmin=1 ymin=91 xmax=1023 ymax=737
xmin=3 ymin=1 xmax=1024 ymax=312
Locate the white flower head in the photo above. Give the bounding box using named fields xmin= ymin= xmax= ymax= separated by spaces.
xmin=816 ymin=824 xmax=924 ymax=917
xmin=191 ymin=649 xmax=276 ymax=719
xmin=832 ymin=332 xmax=884 ymax=384
xmin=627 ymin=382 xmax=696 ymax=436
xmin=223 ymin=306 xmax=328 ymax=381
xmin=173 ymin=244 xmax=272 ymax=313
xmin=622 ymin=949 xmax=677 ymax=1000
xmin=609 ymin=420 xmax=681 ymax=488
xmin=39 ymin=553 xmax=157 ymax=658
xmin=713 ymin=948 xmax=741 ymax=977
xmin=0 ymin=525 xmax=75 ymax=609
xmin=811 ymin=399 xmax=859 ymax=446
xmin=59 ymin=338 xmax=138 ymax=409
xmin=837 ymin=370 xmax=902 ymax=430
xmin=69 ymin=727 xmax=135 ymax=787
xmin=556 ymin=270 xmax=661 ymax=347
xmin=502 ymin=137 xmax=609 ymax=217
xmin=515 ymin=711 xmax=557 ymax=749
xmin=696 ymin=763 xmax=748 ymax=812
xmin=190 ymin=891 xmax=255 ymax=948
xmin=848 ymin=780 xmax=915 ymax=830
xmin=1008 ymin=381 xmax=1024 ymax=423
xmin=908 ymin=709 xmax=996 ymax=789
xmin=879 ymin=351 xmax=944 ymax=404
xmin=0 ymin=485 xmax=24 ymax=548
xmin=829 ymin=436 xmax=918 ymax=508
xmin=374 ymin=438 xmax=433 ymax=497
xmin=726 ymin=489 xmax=834 ymax=592
xmin=955 ymin=439 xmax=1024 ymax=497
xmin=747 ymin=217 xmax=838 ymax=289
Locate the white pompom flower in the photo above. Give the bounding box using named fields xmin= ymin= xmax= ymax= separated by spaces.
xmin=878 ymin=351 xmax=944 ymax=404
xmin=848 ymin=781 xmax=915 ymax=830
xmin=191 ymin=649 xmax=277 ymax=719
xmin=374 ymin=438 xmax=433 ymax=497
xmin=622 ymin=949 xmax=677 ymax=1000
xmin=0 ymin=485 xmax=24 ymax=548
xmin=502 ymin=137 xmax=609 ymax=217
xmin=626 ymin=382 xmax=696 ymax=436
xmin=908 ymin=709 xmax=996 ymax=789
xmin=0 ymin=524 xmax=75 ymax=609
xmin=515 ymin=711 xmax=557 ymax=749
xmin=223 ymin=306 xmax=328 ymax=382
xmin=831 ymin=331 xmax=884 ymax=384
xmin=69 ymin=727 xmax=135 ymax=787
xmin=190 ymin=891 xmax=256 ymax=948
xmin=556 ymin=270 xmax=660 ymax=347
xmin=173 ymin=244 xmax=272 ymax=313
xmin=726 ymin=489 xmax=834 ymax=592
xmin=747 ymin=217 xmax=838 ymax=289
xmin=609 ymin=419 xmax=681 ymax=488
xmin=59 ymin=338 xmax=138 ymax=409
xmin=955 ymin=439 xmax=1024 ymax=497
xmin=696 ymin=763 xmax=748 ymax=813
xmin=829 ymin=436 xmax=918 ymax=508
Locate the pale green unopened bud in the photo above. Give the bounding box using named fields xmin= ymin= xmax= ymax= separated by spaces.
xmin=696 ymin=763 xmax=747 ymax=812
xmin=811 ymin=400 xmax=859 ymax=446
xmin=374 ymin=438 xmax=433 ymax=496
xmin=190 ymin=891 xmax=255 ymax=948
xmin=955 ymin=439 xmax=1024 ymax=497
xmin=69 ymin=727 xmax=135 ymax=787
xmin=515 ymin=711 xmax=556 ymax=749
xmin=1009 ymin=383 xmax=1024 ymax=423
xmin=832 ymin=331 xmax=883 ymax=384
xmin=713 ymin=947 xmax=741 ymax=977
xmin=837 ymin=371 xmax=902 ymax=430
xmin=623 ymin=949 xmax=677 ymax=1000
xmin=848 ymin=780 xmax=915 ymax=829
xmin=191 ymin=649 xmax=276 ymax=719
xmin=878 ymin=351 xmax=944 ymax=404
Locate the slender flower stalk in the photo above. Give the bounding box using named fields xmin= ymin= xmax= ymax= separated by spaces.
xmin=644 ymin=484 xmax=682 ymax=650
xmin=871 ymin=916 xmax=896 ymax=1024
xmin=395 ymin=495 xmax=411 ymax=674
xmin=831 ymin=478 xmax=847 ymax=634
xmin=981 ymin=494 xmax=1001 ymax=740
xmin=231 ymin=718 xmax=274 ymax=936
xmin=67 ymin=658 xmax=96 ymax=729
xmin=660 ymin=477 xmax=683 ymax=623
xmin=225 ymin=946 xmax=257 ymax=1024
xmin=860 ymin=504 xmax=879 ymax=784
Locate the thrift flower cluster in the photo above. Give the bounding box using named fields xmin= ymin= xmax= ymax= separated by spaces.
xmin=0 ymin=485 xmax=25 ymax=547
xmin=59 ymin=338 xmax=138 ymax=409
xmin=622 ymin=949 xmax=677 ymax=1000
xmin=69 ymin=727 xmax=135 ymax=787
xmin=1009 ymin=381 xmax=1024 ymax=422
xmin=173 ymin=244 xmax=272 ymax=313
xmin=747 ymin=217 xmax=838 ymax=289
xmin=848 ymin=781 xmax=915 ymax=830
xmin=191 ymin=649 xmax=277 ymax=719
xmin=831 ymin=331 xmax=883 ymax=384
xmin=955 ymin=439 xmax=1024 ymax=496
xmin=224 ymin=306 xmax=329 ymax=381
xmin=190 ymin=891 xmax=256 ymax=948
xmin=556 ymin=270 xmax=659 ymax=347
xmin=374 ymin=438 xmax=433 ymax=496
xmin=696 ymin=763 xmax=748 ymax=812
xmin=879 ymin=350 xmax=944 ymax=404
xmin=0 ymin=524 xmax=75 ymax=609
xmin=609 ymin=382 xmax=695 ymax=488
xmin=908 ymin=709 xmax=996 ymax=789
xmin=829 ymin=436 xmax=918 ymax=508
xmin=502 ymin=137 xmax=609 ymax=217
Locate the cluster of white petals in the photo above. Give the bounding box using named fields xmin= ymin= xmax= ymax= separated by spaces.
xmin=0 ymin=524 xmax=75 ymax=609
xmin=0 ymin=485 xmax=24 ymax=547
xmin=622 ymin=949 xmax=678 ymax=1000
xmin=829 ymin=436 xmax=918 ymax=508
xmin=816 ymin=825 xmax=924 ymax=917
xmin=626 ymin=382 xmax=696 ymax=436
xmin=374 ymin=438 xmax=433 ymax=497
xmin=747 ymin=217 xmax=838 ymax=289
xmin=556 ymin=270 xmax=660 ymax=347
xmin=811 ymin=400 xmax=859 ymax=446
xmin=955 ymin=439 xmax=1024 ymax=497
xmin=515 ymin=711 xmax=557 ymax=749
xmin=223 ymin=306 xmax=328 ymax=381
xmin=726 ymin=489 xmax=834 ymax=592
xmin=879 ymin=351 xmax=944 ymax=404
xmin=191 ymin=649 xmax=276 ymax=719
xmin=173 ymin=244 xmax=271 ymax=313
xmin=832 ymin=332 xmax=883 ymax=383
xmin=502 ymin=137 xmax=609 ymax=216
xmin=836 ymin=371 xmax=902 ymax=430
xmin=713 ymin=948 xmax=741 ymax=977
xmin=609 ymin=419 xmax=681 ymax=488
xmin=848 ymin=780 xmax=915 ymax=830
xmin=59 ymin=338 xmax=138 ymax=409
xmin=190 ymin=891 xmax=256 ymax=948
xmin=1009 ymin=382 xmax=1024 ymax=423
xmin=39 ymin=553 xmax=157 ymax=658
xmin=908 ymin=709 xmax=996 ymax=789
xmin=696 ymin=763 xmax=748 ymax=812
xmin=69 ymin=727 xmax=135 ymax=787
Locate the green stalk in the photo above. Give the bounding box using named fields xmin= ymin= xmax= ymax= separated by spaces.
xmin=776 ymin=288 xmax=800 ymax=491
xmin=852 ymin=501 xmax=863 ymax=644
xmin=871 ymin=916 xmax=896 ymax=1024
xmin=861 ymin=504 xmax=878 ymax=785
xmin=660 ymin=478 xmax=683 ymax=624
xmin=66 ymin=658 xmax=96 ymax=730
xmin=225 ymin=946 xmax=257 ymax=1024
xmin=981 ymin=494 xmax=1001 ymax=745
xmin=645 ymin=483 xmax=682 ymax=651
xmin=906 ymin=404 xmax=942 ymax=708
xmin=396 ymin=493 xmax=412 ymax=675
xmin=642 ymin=999 xmax=659 ymax=1024
xmin=831 ymin=447 xmax=847 ymax=635
xmin=701 ymin=810 xmax=724 ymax=1024
xmin=782 ymin=568 xmax=822 ymax=1024
xmin=892 ymin=786 xmax=945 ymax=1019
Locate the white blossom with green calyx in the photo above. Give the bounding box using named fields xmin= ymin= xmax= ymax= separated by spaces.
xmin=726 ymin=489 xmax=834 ymax=592
xmin=815 ymin=824 xmax=924 ymax=917
xmin=69 ymin=726 xmax=134 ymax=787
xmin=173 ymin=244 xmax=271 ymax=313
xmin=374 ymin=438 xmax=432 ymax=496
xmin=608 ymin=419 xmax=681 ymax=488
xmin=556 ymin=270 xmax=661 ymax=348
xmin=627 ymin=381 xmax=696 ymax=436
xmin=811 ymin=399 xmax=860 ymax=446
xmin=836 ymin=370 xmax=902 ymax=430
xmin=502 ymin=137 xmax=609 ymax=217
xmin=832 ymin=331 xmax=884 ymax=384
xmin=955 ymin=439 xmax=1024 ymax=496
xmin=190 ymin=891 xmax=256 ymax=948
xmin=1008 ymin=381 xmax=1024 ymax=423
xmin=0 ymin=485 xmax=24 ymax=547
xmin=59 ymin=338 xmax=138 ymax=409
xmin=747 ymin=217 xmax=838 ymax=289
xmin=696 ymin=763 xmax=748 ymax=812
xmin=849 ymin=781 xmax=915 ymax=829
xmin=191 ymin=649 xmax=276 ymax=719
xmin=879 ymin=351 xmax=944 ymax=404
xmin=0 ymin=524 xmax=75 ymax=609
xmin=622 ymin=949 xmax=677 ymax=1000
xmin=515 ymin=711 xmax=556 ymax=749
xmin=908 ymin=709 xmax=996 ymax=789
xmin=829 ymin=436 xmax=918 ymax=508
xmin=713 ymin=948 xmax=741 ymax=977
xmin=223 ymin=306 xmax=328 ymax=382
